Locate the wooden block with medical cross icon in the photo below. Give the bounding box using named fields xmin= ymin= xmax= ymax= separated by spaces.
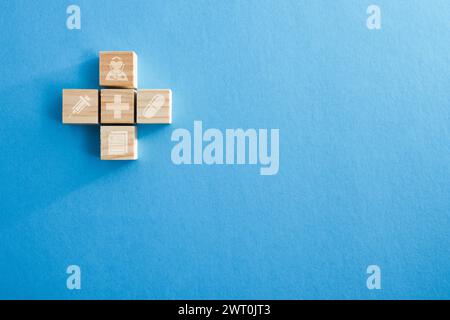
xmin=100 ymin=89 xmax=135 ymax=124
xmin=99 ymin=51 xmax=137 ymax=88
xmin=62 ymin=89 xmax=99 ymax=124
xmin=101 ymin=126 xmax=138 ymax=160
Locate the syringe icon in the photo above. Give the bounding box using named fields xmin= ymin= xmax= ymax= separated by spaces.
xmin=72 ymin=96 xmax=91 ymax=114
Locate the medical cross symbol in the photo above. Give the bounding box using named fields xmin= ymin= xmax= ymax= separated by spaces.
xmin=106 ymin=94 xmax=129 ymax=119
xmin=62 ymin=51 xmax=173 ymax=160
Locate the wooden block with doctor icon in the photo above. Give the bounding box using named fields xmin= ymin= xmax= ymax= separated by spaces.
xmin=99 ymin=51 xmax=137 ymax=88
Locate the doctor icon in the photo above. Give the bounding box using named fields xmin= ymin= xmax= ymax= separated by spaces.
xmin=106 ymin=56 xmax=128 ymax=81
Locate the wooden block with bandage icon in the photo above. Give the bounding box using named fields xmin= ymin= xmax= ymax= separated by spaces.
xmin=137 ymin=89 xmax=172 ymax=124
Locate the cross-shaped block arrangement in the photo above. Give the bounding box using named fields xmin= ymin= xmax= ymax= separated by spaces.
xmin=62 ymin=51 xmax=172 ymax=160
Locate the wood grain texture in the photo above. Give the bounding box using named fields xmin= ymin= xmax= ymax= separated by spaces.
xmin=62 ymin=89 xmax=99 ymax=124
xmin=100 ymin=89 xmax=135 ymax=124
xmin=136 ymin=89 xmax=172 ymax=124
xmin=99 ymin=51 xmax=137 ymax=88
xmin=100 ymin=126 xmax=138 ymax=160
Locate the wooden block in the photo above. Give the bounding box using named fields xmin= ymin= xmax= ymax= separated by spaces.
xmin=99 ymin=51 xmax=137 ymax=88
xmin=62 ymin=89 xmax=98 ymax=124
xmin=136 ymin=89 xmax=172 ymax=124
xmin=100 ymin=89 xmax=135 ymax=124
xmin=100 ymin=126 xmax=138 ymax=160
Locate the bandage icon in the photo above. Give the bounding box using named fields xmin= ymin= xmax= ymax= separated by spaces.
xmin=72 ymin=96 xmax=91 ymax=114
xmin=143 ymin=94 xmax=165 ymax=118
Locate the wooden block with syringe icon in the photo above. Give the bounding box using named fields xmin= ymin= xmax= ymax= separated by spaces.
xmin=62 ymin=89 xmax=99 ymax=124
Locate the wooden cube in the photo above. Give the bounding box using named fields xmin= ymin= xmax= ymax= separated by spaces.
xmin=136 ymin=89 xmax=172 ymax=124
xmin=99 ymin=51 xmax=137 ymax=88
xmin=100 ymin=89 xmax=135 ymax=124
xmin=100 ymin=126 xmax=138 ymax=160
xmin=62 ymin=89 xmax=98 ymax=124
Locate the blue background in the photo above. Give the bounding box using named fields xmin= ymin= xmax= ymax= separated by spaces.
xmin=1 ymin=0 xmax=449 ymax=299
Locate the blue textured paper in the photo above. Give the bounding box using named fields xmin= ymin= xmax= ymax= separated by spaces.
xmin=1 ymin=0 xmax=450 ymax=299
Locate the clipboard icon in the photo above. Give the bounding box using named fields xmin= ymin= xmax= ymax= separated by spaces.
xmin=108 ymin=131 xmax=128 ymax=155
